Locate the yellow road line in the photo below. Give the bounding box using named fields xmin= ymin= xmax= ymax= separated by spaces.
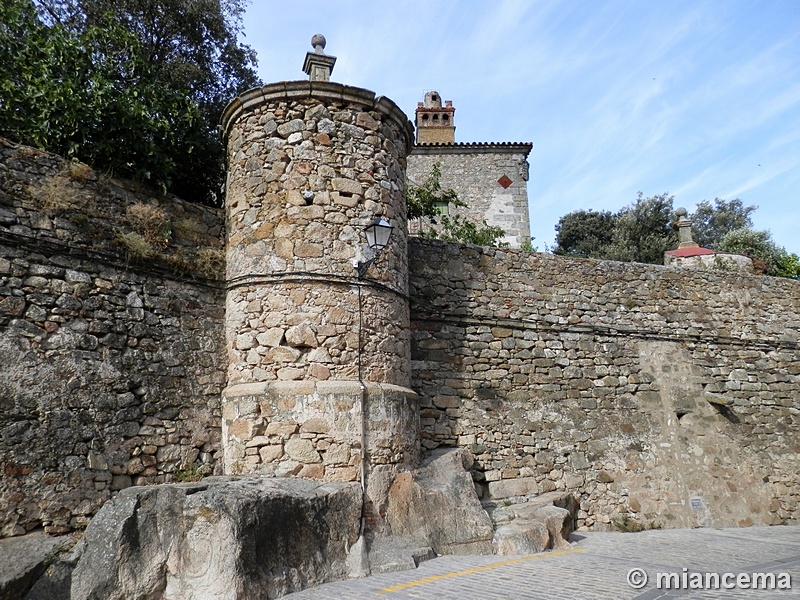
xmin=377 ymin=548 xmax=585 ymax=594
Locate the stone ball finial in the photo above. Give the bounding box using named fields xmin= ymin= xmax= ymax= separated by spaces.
xmin=311 ymin=34 xmax=326 ymax=53
xmin=676 ymin=207 xmax=687 ymax=217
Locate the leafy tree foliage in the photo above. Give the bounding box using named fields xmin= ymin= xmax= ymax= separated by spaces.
xmin=689 ymin=198 xmax=798 ymax=278
xmin=553 ymin=192 xmax=676 ymax=264
xmin=406 ymin=162 xmax=461 ymax=220
xmin=435 ymin=214 xmax=507 ymax=247
xmin=775 ymin=252 xmax=800 ymax=279
xmin=406 ymin=162 xmax=507 ymax=248
xmin=690 ymin=198 xmax=756 ymax=249
xmin=716 ymin=228 xmax=800 ymax=278
xmin=0 ymin=0 xmax=259 ymax=204
xmin=552 ymin=194 xmax=798 ymax=278
xmin=605 ymin=192 xmax=677 ymax=264
xmin=39 ymin=0 xmax=260 ymax=114
xmin=553 ymin=209 xmax=615 ymax=258
xmin=1 ymin=1 xmax=188 ymax=184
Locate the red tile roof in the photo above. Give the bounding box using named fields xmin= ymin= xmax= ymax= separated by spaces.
xmin=665 ymin=247 xmax=716 ymax=257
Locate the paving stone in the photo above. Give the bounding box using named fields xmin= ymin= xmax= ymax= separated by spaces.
xmin=284 ymin=526 xmax=800 ymax=600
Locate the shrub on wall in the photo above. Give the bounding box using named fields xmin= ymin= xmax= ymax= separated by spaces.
xmin=717 ymin=228 xmax=800 ymax=278
xmin=406 ymin=162 xmax=507 ymax=247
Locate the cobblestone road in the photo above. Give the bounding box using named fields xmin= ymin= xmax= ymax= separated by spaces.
xmin=287 ymin=526 xmax=800 ymax=599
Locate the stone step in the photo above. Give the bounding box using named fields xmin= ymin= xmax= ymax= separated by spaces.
xmin=365 ymin=535 xmax=436 ymax=575
xmin=482 ymin=491 xmax=579 ymax=556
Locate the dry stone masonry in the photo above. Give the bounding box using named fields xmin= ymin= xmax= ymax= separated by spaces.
xmin=408 ymin=238 xmax=800 ymax=529
xmin=0 ymin=138 xmax=226 ymax=537
xmin=218 ymin=81 xmax=419 ymax=524
xmin=1 ymin=34 xmax=799 ymax=597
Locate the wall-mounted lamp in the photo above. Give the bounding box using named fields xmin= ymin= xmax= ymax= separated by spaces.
xmin=356 ymin=217 xmax=393 ymax=279
xmin=353 ymin=216 xmax=393 ymax=541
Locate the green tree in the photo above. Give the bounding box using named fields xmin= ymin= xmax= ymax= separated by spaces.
xmin=35 ymin=0 xmax=259 ymax=114
xmin=605 ymin=192 xmax=677 ymax=264
xmin=551 ymin=192 xmax=798 ymax=277
xmin=552 ymin=192 xmax=676 ymax=264
xmin=716 ymin=228 xmax=800 ymax=278
xmin=113 ymin=0 xmax=259 ymax=204
xmin=553 ymin=209 xmax=615 ymax=257
xmin=1 ymin=1 xmax=193 ymax=185
xmin=775 ymin=252 xmax=800 ymax=279
xmin=406 ymin=162 xmax=461 ymax=221
xmin=690 ymin=198 xmax=756 ymax=248
xmin=406 ymin=162 xmax=507 ymax=247
xmin=0 ymin=0 xmax=259 ymax=204
xmin=436 ymin=214 xmax=507 ymax=247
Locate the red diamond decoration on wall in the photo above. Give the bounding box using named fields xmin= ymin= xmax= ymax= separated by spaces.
xmin=498 ymin=175 xmax=513 ymax=189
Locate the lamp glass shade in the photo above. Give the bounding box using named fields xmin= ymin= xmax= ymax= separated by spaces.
xmin=364 ymin=217 xmax=393 ymax=250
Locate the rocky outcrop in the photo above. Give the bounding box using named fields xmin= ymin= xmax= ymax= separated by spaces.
xmin=0 ymin=532 xmax=69 ymax=600
xmin=70 ymin=477 xmax=361 ymax=600
xmin=363 ymin=536 xmax=436 ymax=575
xmin=9 ymin=473 xmax=578 ymax=599
xmin=383 ymin=450 xmax=578 ymax=562
xmin=385 ymin=448 xmax=494 ymax=555
xmin=21 ymin=540 xmax=82 ymax=600
xmin=485 ymin=491 xmax=578 ymax=555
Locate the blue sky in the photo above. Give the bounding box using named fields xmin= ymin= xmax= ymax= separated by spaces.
xmin=241 ymin=0 xmax=800 ymax=253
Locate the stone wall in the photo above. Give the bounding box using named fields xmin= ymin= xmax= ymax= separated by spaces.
xmin=4 ymin=130 xmax=800 ymax=542
xmin=0 ymin=138 xmax=227 ymax=537
xmin=220 ymin=82 xmax=414 ymax=389
xmin=407 ymin=143 xmax=532 ymax=248
xmin=218 ymin=82 xmax=419 ymax=527
xmin=409 ymin=238 xmax=800 ymax=530
xmin=664 ymin=251 xmax=754 ymax=273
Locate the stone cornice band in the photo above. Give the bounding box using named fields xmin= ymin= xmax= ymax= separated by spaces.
xmin=411 ymin=142 xmax=533 ymax=157
xmin=219 ymin=81 xmax=415 ymax=155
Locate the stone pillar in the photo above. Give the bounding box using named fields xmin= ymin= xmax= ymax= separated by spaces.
xmin=302 ymin=34 xmax=336 ymax=82
xmin=675 ymin=207 xmax=698 ymax=248
xmin=219 ymin=79 xmax=417 ymax=524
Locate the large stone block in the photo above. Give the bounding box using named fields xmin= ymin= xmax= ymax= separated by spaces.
xmin=487 ymin=476 xmax=539 ymax=499
xmin=488 ymin=491 xmax=576 ymax=555
xmin=70 ymin=477 xmax=361 ymax=600
xmin=0 ymin=533 xmax=68 ymax=600
xmin=386 ymin=448 xmax=493 ymax=555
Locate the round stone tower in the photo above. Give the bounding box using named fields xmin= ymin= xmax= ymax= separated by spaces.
xmin=218 ymin=42 xmax=417 ymax=523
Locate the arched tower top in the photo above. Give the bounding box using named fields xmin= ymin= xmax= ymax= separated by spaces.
xmin=415 ymin=91 xmax=455 ymax=145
